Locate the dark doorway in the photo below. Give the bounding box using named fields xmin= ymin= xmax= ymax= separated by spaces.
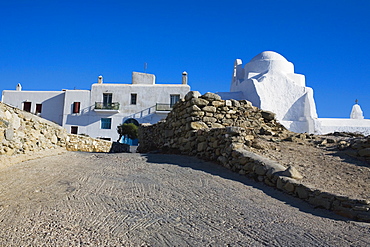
xmin=23 ymin=102 xmax=31 ymax=112
xmin=71 ymin=126 xmax=78 ymax=134
xmin=35 ymin=104 xmax=42 ymax=114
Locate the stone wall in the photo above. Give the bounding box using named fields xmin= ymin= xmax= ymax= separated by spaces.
xmin=0 ymin=102 xmax=116 ymax=166
xmin=138 ymin=91 xmax=370 ymax=222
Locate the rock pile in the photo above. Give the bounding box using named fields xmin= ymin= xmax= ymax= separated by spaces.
xmin=138 ymin=91 xmax=288 ymax=154
xmin=337 ymin=135 xmax=370 ymax=160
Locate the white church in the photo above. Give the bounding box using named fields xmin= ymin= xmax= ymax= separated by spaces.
xmin=2 ymin=72 xmax=190 ymax=143
xmin=218 ymin=51 xmax=370 ymax=135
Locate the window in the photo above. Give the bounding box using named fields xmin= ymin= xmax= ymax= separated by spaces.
xmin=131 ymin=93 xmax=137 ymax=105
xmin=99 ymin=137 xmax=111 ymax=141
xmin=103 ymin=93 xmax=112 ymax=107
xmin=101 ymin=118 xmax=112 ymax=129
xmin=73 ymin=102 xmax=80 ymax=113
xmin=23 ymin=102 xmax=31 ymax=112
xmin=170 ymin=94 xmax=180 ymax=107
xmin=35 ymin=104 xmax=42 ymax=114
xmin=71 ymin=126 xmax=78 ymax=134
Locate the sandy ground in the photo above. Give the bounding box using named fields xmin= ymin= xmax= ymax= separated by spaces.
xmin=253 ymin=135 xmax=370 ymax=201
xmin=0 ymin=152 xmax=369 ymax=246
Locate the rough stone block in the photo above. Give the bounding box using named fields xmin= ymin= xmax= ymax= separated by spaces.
xmin=308 ymin=196 xmax=332 ymax=210
xmin=190 ymin=121 xmax=208 ymax=130
xmin=5 ymin=128 xmax=14 ymax=141
xmin=197 ymin=142 xmax=208 ymax=152
xmin=295 ymin=186 xmax=309 ymax=199
xmin=201 ymin=92 xmax=222 ymax=101
xmin=254 ymin=163 xmax=267 ymax=176
xmin=212 ymin=101 xmax=225 ymax=107
xmin=203 ymin=117 xmax=217 ymax=123
xmin=202 ymin=106 xmax=217 ymax=113
xmin=211 ymin=123 xmax=224 ymax=128
xmin=185 ymin=91 xmax=201 ymax=101
xmin=281 ymin=165 xmax=303 ymax=180
xmin=283 ymin=181 xmax=295 ymax=192
xmin=190 ymin=98 xmax=209 ymax=107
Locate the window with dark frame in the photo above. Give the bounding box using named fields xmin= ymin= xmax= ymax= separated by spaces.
xmin=131 ymin=93 xmax=137 ymax=105
xmin=101 ymin=118 xmax=112 ymax=129
xmin=73 ymin=102 xmax=81 ymax=113
xmin=35 ymin=104 xmax=42 ymax=114
xmin=71 ymin=126 xmax=78 ymax=134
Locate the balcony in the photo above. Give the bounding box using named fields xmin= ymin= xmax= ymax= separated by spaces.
xmin=156 ymin=103 xmax=173 ymax=112
xmin=94 ymin=102 xmax=120 ymax=113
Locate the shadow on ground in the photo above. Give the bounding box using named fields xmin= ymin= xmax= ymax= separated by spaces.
xmin=142 ymin=153 xmax=351 ymax=223
xmin=325 ymin=147 xmax=370 ymax=169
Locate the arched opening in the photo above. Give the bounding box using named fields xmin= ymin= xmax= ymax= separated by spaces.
xmin=120 ymin=118 xmax=139 ymax=146
xmin=124 ymin=118 xmax=139 ymax=126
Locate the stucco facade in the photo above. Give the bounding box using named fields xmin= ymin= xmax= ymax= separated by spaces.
xmin=2 ymin=72 xmax=190 ymax=142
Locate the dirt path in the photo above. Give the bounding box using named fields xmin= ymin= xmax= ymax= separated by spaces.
xmin=0 ymin=152 xmax=369 ymax=246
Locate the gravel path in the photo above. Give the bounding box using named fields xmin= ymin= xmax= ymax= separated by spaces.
xmin=0 ymin=152 xmax=369 ymax=246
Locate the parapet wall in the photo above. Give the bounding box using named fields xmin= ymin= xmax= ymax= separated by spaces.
xmin=0 ymin=102 xmax=113 ymax=166
xmin=138 ymin=91 xmax=370 ymax=222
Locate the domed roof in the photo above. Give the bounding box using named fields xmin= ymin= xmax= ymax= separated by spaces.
xmin=250 ymin=51 xmax=288 ymax=62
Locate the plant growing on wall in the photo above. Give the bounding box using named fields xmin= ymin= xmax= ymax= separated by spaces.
xmin=117 ymin=123 xmax=138 ymax=142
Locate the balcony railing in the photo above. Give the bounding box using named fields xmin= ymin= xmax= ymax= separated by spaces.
xmin=95 ymin=102 xmax=120 ymax=110
xmin=156 ymin=103 xmax=173 ymax=111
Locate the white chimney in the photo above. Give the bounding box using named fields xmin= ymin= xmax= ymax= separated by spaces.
xmin=16 ymin=83 xmax=22 ymax=91
xmin=98 ymin=75 xmax=103 ymax=84
xmin=182 ymin=71 xmax=188 ymax=84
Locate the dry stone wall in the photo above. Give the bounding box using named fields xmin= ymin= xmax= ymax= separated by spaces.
xmin=138 ymin=91 xmax=370 ymax=222
xmin=0 ymin=102 xmax=115 ymax=166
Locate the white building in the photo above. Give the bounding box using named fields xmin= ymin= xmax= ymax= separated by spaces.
xmin=218 ymin=51 xmax=370 ymax=135
xmin=2 ymin=72 xmax=190 ymax=142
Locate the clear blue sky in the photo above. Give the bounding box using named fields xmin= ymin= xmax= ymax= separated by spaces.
xmin=1 ymin=0 xmax=369 ymax=118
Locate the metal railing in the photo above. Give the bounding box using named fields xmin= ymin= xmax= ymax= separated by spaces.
xmin=156 ymin=103 xmax=173 ymax=111
xmin=95 ymin=102 xmax=120 ymax=110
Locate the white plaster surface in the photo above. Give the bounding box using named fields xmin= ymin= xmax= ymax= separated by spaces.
xmin=316 ymin=118 xmax=370 ymax=135
xmin=132 ymin=72 xmax=155 ymax=85
xmin=1 ymin=91 xmax=66 ymax=125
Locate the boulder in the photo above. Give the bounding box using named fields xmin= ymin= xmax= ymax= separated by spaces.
xmin=281 ymin=165 xmax=303 ymax=180
xmin=190 ymin=121 xmax=208 ymax=130
xmin=190 ymin=98 xmax=209 ymax=107
xmin=261 ymin=110 xmax=276 ymax=121
xmin=185 ymin=91 xmax=201 ymax=101
xmin=201 ymin=92 xmax=222 ymax=101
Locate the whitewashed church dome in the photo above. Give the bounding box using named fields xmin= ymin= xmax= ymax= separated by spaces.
xmin=246 ymin=51 xmax=294 ymax=74
xmin=250 ymin=51 xmax=288 ymax=62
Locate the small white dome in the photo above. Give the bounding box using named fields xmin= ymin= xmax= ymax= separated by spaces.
xmin=250 ymin=51 xmax=288 ymax=62
xmin=245 ymin=51 xmax=294 ymax=74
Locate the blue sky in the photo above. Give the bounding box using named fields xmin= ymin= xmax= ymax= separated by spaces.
xmin=1 ymin=0 xmax=369 ymax=118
